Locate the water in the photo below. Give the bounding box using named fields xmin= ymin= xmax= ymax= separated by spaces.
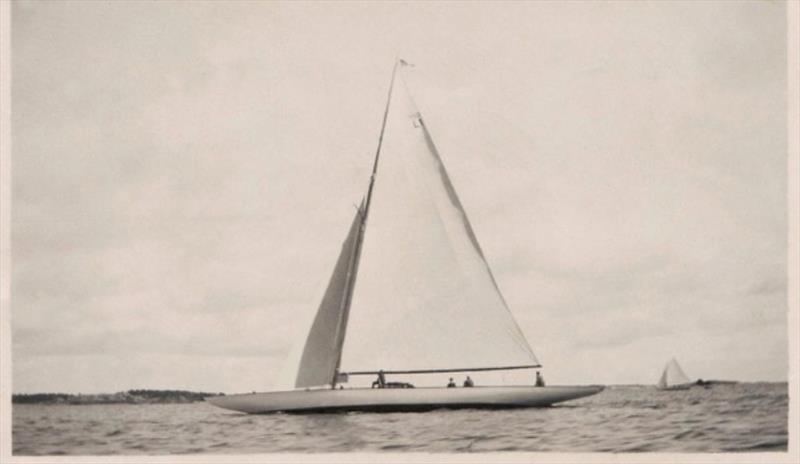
xmin=12 ymin=383 xmax=787 ymax=455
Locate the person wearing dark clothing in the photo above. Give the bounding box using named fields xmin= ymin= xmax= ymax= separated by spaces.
xmin=463 ymin=376 xmax=474 ymax=387
xmin=535 ymin=371 xmax=545 ymax=387
xmin=372 ymin=370 xmax=386 ymax=388
xmin=447 ymin=377 xmax=456 ymax=388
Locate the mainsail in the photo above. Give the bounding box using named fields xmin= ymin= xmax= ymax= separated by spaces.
xmin=340 ymin=64 xmax=539 ymax=375
xmin=294 ymin=61 xmax=540 ymax=388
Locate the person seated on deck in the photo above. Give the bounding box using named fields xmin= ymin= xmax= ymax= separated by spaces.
xmin=447 ymin=377 xmax=456 ymax=388
xmin=535 ymin=371 xmax=545 ymax=387
xmin=371 ymin=370 xmax=387 ymax=389
xmin=463 ymin=376 xmax=474 ymax=387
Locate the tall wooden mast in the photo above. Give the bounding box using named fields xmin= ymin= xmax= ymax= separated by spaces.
xmin=329 ymin=60 xmax=402 ymax=388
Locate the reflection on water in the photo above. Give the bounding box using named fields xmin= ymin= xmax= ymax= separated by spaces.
xmin=12 ymin=383 xmax=788 ymax=455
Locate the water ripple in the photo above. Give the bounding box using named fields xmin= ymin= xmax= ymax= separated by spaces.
xmin=11 ymin=383 xmax=788 ymax=455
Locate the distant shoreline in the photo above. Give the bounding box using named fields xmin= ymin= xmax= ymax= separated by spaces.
xmin=12 ymin=389 xmax=224 ymax=405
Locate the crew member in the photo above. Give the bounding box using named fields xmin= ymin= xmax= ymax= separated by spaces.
xmin=372 ymin=370 xmax=386 ymax=388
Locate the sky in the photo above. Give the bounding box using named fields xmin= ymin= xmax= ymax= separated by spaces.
xmin=9 ymin=1 xmax=789 ymax=393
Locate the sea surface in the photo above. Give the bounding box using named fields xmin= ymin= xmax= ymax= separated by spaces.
xmin=12 ymin=383 xmax=788 ymax=455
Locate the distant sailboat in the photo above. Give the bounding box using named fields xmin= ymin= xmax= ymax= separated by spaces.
xmin=207 ymin=60 xmax=603 ymax=414
xmin=656 ymin=358 xmax=693 ymax=390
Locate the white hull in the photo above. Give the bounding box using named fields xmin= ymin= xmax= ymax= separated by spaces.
xmin=206 ymin=385 xmax=604 ymax=414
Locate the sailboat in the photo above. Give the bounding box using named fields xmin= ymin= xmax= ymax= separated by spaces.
xmin=656 ymin=358 xmax=693 ymax=390
xmin=207 ymin=60 xmax=603 ymax=414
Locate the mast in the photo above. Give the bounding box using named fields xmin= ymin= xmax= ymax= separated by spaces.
xmin=329 ymin=60 xmax=402 ymax=388
xmin=364 ymin=59 xmax=402 ymax=217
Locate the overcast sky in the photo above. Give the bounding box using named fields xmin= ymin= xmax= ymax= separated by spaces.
xmin=11 ymin=1 xmax=788 ymax=393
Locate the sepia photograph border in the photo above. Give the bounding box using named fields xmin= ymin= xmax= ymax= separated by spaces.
xmin=0 ymin=1 xmax=797 ymax=463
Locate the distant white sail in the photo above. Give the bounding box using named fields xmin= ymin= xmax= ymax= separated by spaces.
xmin=657 ymin=358 xmax=692 ymax=389
xmin=295 ymin=203 xmax=364 ymax=388
xmin=339 ymin=70 xmax=539 ymax=374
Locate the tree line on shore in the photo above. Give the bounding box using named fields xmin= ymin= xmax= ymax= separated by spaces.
xmin=12 ymin=389 xmax=225 ymax=405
